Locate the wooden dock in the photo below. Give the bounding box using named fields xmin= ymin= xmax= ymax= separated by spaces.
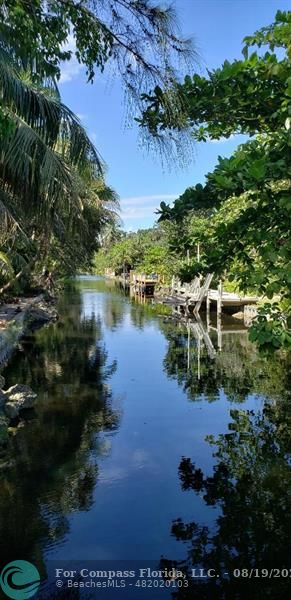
xmin=207 ymin=284 xmax=259 ymax=316
xmin=130 ymin=273 xmax=159 ymax=297
xmin=206 ymin=283 xmax=258 ymax=349
xmin=105 ymin=270 xmax=259 ymax=318
xmin=161 ymin=274 xmax=213 ymax=315
xmin=160 ymin=275 xmax=259 ymax=318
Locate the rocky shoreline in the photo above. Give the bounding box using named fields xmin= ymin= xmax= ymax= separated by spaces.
xmin=0 ymin=296 xmax=58 ymax=450
xmin=0 ymin=380 xmax=37 ymax=444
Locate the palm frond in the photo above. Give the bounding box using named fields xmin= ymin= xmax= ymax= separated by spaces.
xmin=0 ymin=250 xmax=14 ymax=279
xmin=0 ymin=187 xmax=27 ymax=237
xmin=0 ymin=47 xmax=104 ymax=172
xmin=0 ymin=37 xmax=117 ymax=275
xmin=1 ymin=113 xmax=84 ymax=219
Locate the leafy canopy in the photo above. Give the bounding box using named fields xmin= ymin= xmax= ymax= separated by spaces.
xmin=1 ymin=0 xmax=194 ymax=94
xmin=139 ymin=11 xmax=291 ymax=350
xmin=140 ymin=10 xmax=291 ymax=142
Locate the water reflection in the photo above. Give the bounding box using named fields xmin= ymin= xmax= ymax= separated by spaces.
xmin=160 ymin=313 xmax=290 ymax=404
xmin=0 ymin=278 xmax=289 ymax=600
xmin=0 ymin=284 xmax=119 ymax=574
xmin=160 ymin=397 xmax=290 ymax=599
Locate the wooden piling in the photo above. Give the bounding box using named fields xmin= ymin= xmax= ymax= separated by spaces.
xmin=217 ymin=280 xmax=223 ymax=317
xmin=206 ymin=292 xmax=211 ymax=320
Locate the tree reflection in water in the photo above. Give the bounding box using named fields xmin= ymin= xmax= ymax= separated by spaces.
xmin=160 ymin=317 xmax=290 ymax=404
xmin=160 ymin=399 xmax=290 ymax=599
xmin=117 ymin=289 xmax=290 ymax=599
xmin=0 ymin=284 xmax=119 ymax=578
xmin=0 ymin=280 xmax=289 ymax=600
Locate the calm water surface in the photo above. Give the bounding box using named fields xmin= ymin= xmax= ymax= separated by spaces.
xmin=0 ymin=277 xmax=290 ymax=599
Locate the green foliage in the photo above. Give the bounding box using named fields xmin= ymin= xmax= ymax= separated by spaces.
xmin=0 ymin=105 xmax=15 ymax=138
xmin=1 ymin=1 xmax=193 ymax=96
xmin=0 ymin=251 xmax=14 ymax=282
xmin=140 ymin=10 xmax=291 ymax=141
xmin=0 ymin=45 xmax=103 ymax=216
xmin=0 ymin=0 xmax=194 ymax=290
xmin=249 ymin=303 xmax=291 ymax=351
xmin=164 ymin=143 xmax=291 ymax=349
xmin=140 ymin=12 xmax=291 ymax=350
xmin=156 ymin=184 xmax=214 ymax=222
xmin=138 ymin=245 xmax=172 ymax=280
xmin=94 ymin=226 xmax=180 ymax=282
xmin=0 ymin=41 xmax=120 ymax=287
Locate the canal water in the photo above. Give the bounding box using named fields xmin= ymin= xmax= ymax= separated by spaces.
xmin=0 ymin=277 xmax=290 ymax=599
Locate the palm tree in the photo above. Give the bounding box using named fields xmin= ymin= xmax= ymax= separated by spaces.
xmin=45 ymin=177 xmax=121 ymax=275
xmin=0 ymin=46 xmax=103 ymax=221
xmin=0 ymin=45 xmax=118 ymax=288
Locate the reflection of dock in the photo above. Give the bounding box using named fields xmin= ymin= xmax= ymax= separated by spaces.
xmin=207 ymin=316 xmax=248 ymax=352
xmin=208 ymin=325 xmax=248 ymax=334
xmin=171 ymin=308 xmax=216 ymax=365
xmin=171 ymin=305 xmax=248 ymax=363
xmin=188 ymin=315 xmax=216 ymax=360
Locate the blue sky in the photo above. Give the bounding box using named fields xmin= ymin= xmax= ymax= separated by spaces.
xmin=59 ymin=0 xmax=289 ymax=231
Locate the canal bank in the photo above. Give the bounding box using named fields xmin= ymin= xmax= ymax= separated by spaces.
xmin=0 ymin=296 xmax=58 ymax=452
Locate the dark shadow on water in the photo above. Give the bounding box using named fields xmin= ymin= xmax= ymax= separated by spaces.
xmin=0 ymin=283 xmax=119 ymax=581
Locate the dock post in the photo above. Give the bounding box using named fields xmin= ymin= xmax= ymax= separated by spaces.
xmin=206 ymin=292 xmax=211 ymax=327
xmin=171 ymin=275 xmax=175 ymax=293
xmin=217 ymin=313 xmax=222 ymax=351
xmin=217 ymin=280 xmax=223 ymax=317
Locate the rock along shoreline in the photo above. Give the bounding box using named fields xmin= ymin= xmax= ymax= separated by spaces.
xmin=0 ymin=295 xmax=58 ymax=451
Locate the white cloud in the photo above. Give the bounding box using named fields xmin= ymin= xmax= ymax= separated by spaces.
xmin=121 ymin=194 xmax=177 ymax=207
xmin=59 ymin=33 xmax=83 ymax=84
xmin=122 ymin=206 xmax=157 ymax=220
xmin=120 ymin=193 xmax=178 ymax=225
xmin=60 ymin=57 xmax=83 ymax=83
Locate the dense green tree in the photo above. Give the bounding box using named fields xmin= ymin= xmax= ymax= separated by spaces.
xmin=0 ymin=47 xmax=120 ymax=288
xmin=140 ymin=10 xmax=290 ymax=141
xmin=94 ymin=225 xmax=183 ymax=281
xmin=140 ymin=11 xmax=291 ymax=349
xmin=0 ymin=0 xmax=194 ymax=289
xmin=0 ymin=0 xmax=194 ymax=99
